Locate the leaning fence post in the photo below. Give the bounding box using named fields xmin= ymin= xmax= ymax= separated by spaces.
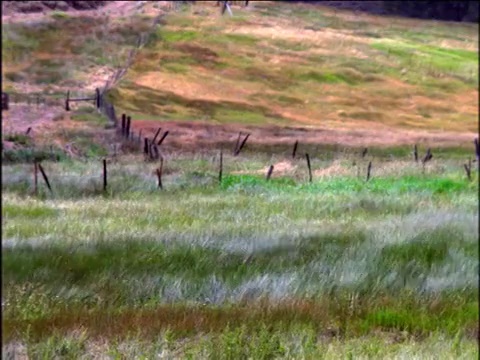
xmin=152 ymin=127 xmax=162 ymax=143
xmin=464 ymin=162 xmax=472 ymax=181
xmin=103 ymin=159 xmax=108 ymax=192
xmin=38 ymin=163 xmax=52 ymax=193
xmin=292 ymin=140 xmax=298 ymax=159
xmin=366 ymin=161 xmax=372 ymax=182
xmin=233 ymin=132 xmax=242 ymax=154
xmin=157 ymin=131 xmax=169 ymax=147
xmin=305 ymin=153 xmax=312 ymax=183
xmin=266 ymin=165 xmax=274 ymax=181
xmin=234 ymin=133 xmax=250 ymax=156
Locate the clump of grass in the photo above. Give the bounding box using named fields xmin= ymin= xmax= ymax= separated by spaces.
xmin=2 ymin=147 xmax=66 ymax=164
xmin=71 ymin=106 xmax=108 ymax=126
xmin=4 ymin=133 xmax=32 ymax=146
xmin=50 ymin=11 xmax=70 ymax=20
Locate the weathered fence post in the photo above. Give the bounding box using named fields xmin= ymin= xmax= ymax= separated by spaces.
xmin=292 ymin=140 xmax=298 ymax=159
xmin=96 ymin=88 xmax=101 ymax=109
xmin=366 ymin=161 xmax=372 ymax=182
xmin=103 ymin=159 xmax=108 ymax=192
xmin=464 ymin=162 xmax=472 ymax=181
xmin=152 ymin=127 xmax=162 ymax=144
xmin=157 ymin=131 xmax=169 ymax=147
xmin=121 ymin=114 xmax=126 ymax=136
xmin=219 ymin=150 xmax=223 ymax=184
xmin=144 ymin=137 xmax=149 ymax=156
xmin=306 ymin=153 xmax=312 ymax=183
xmin=65 ymin=90 xmax=70 ymax=111
xmin=234 ymin=133 xmax=250 ymax=156
xmin=362 ymin=148 xmax=368 ymax=158
xmin=126 ymin=116 xmax=131 ymax=139
xmin=33 ymin=161 xmax=38 ymax=196
xmin=151 ymin=143 xmax=159 ymax=160
xmin=413 ymin=144 xmax=418 ymax=162
xmin=156 ymin=157 xmax=164 ymax=189
xmin=474 ymin=138 xmax=479 ymax=163
xmin=38 ymin=163 xmax=52 ymax=193
xmin=266 ymin=165 xmax=274 ymax=181
xmin=422 ymin=148 xmax=432 ymax=174
xmin=233 ymin=132 xmax=242 ymax=154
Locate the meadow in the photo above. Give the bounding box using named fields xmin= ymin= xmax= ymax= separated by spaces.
xmin=2 ymin=1 xmax=479 ymax=358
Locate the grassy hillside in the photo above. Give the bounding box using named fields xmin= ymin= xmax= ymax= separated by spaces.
xmin=108 ymin=1 xmax=478 ymax=134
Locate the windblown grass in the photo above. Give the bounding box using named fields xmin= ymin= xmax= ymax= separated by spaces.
xmin=2 ymin=150 xmax=478 ymax=356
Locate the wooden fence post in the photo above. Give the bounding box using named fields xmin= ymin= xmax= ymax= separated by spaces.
xmin=266 ymin=165 xmax=274 ymax=181
xmin=96 ymin=88 xmax=101 ymax=108
xmin=144 ymin=137 xmax=149 ymax=156
xmin=305 ymin=153 xmax=312 ymax=183
xmin=103 ymin=159 xmax=107 ymax=192
xmin=38 ymin=163 xmax=52 ymax=193
xmin=234 ymin=133 xmax=250 ymax=156
xmin=413 ymin=144 xmax=418 ymax=162
xmin=366 ymin=161 xmax=372 ymax=182
xmin=233 ymin=132 xmax=242 ymax=154
xmin=65 ymin=90 xmax=70 ymax=111
xmin=121 ymin=114 xmax=126 ymax=135
xmin=422 ymin=148 xmax=432 ymax=174
xmin=362 ymin=148 xmax=368 ymax=158
xmin=151 ymin=143 xmax=159 ymax=160
xmin=219 ymin=150 xmax=223 ymax=184
xmin=152 ymin=127 xmax=162 ymax=143
xmin=292 ymin=140 xmax=298 ymax=159
xmin=464 ymin=162 xmax=472 ymax=181
xmin=157 ymin=131 xmax=169 ymax=147
xmin=33 ymin=161 xmax=38 ymax=196
xmin=156 ymin=157 xmax=164 ymax=189
xmin=474 ymin=138 xmax=479 ymax=162
xmin=126 ymin=116 xmax=131 ymax=139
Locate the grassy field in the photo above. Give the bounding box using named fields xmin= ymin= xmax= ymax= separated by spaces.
xmin=2 ymin=1 xmax=479 ymax=358
xmin=2 ymin=151 xmax=479 ymax=358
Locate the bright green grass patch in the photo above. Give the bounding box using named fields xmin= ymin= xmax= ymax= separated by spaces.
xmin=296 ymin=67 xmax=381 ymax=85
xmin=157 ymin=29 xmax=199 ymax=43
xmin=221 ymin=174 xmax=475 ymax=195
xmin=71 ymin=106 xmax=108 ymax=126
xmin=214 ymin=108 xmax=288 ymax=126
xmin=371 ymin=40 xmax=478 ymax=85
xmin=2 ymin=203 xmax=59 ymax=219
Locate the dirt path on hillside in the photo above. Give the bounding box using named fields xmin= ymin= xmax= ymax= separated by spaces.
xmin=2 ymin=1 xmax=173 ymax=147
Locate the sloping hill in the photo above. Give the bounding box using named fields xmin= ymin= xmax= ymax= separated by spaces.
xmin=106 ymin=1 xmax=478 ymax=149
xmin=2 ymin=0 xmax=478 ymax=156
